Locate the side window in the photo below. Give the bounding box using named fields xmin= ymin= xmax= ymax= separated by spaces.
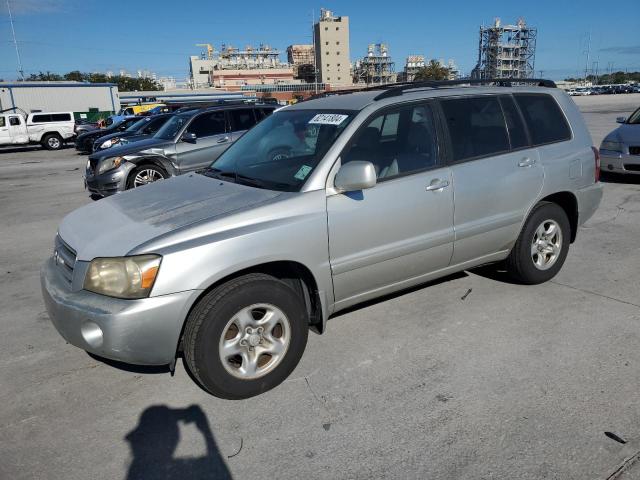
xmin=9 ymin=116 xmax=21 ymax=126
xmin=0 ymin=117 xmax=5 ymax=127
xmin=499 ymin=96 xmax=529 ymax=149
xmin=187 ymin=111 xmax=226 ymax=138
xmin=343 ymin=103 xmax=439 ymax=180
xmin=257 ymin=108 xmax=274 ymax=120
xmin=514 ymin=94 xmax=571 ymax=145
xmin=51 ymin=113 xmax=72 ymax=122
xmin=230 ymin=109 xmax=257 ymax=131
xmin=143 ymin=118 xmax=164 ymax=134
xmin=440 ymin=96 xmax=510 ymax=162
xmin=31 ymin=114 xmax=51 ymax=123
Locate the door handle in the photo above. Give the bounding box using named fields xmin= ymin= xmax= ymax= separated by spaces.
xmin=217 ymin=136 xmax=229 ymax=143
xmin=426 ymin=179 xmax=450 ymax=191
xmin=518 ymin=157 xmax=535 ymax=168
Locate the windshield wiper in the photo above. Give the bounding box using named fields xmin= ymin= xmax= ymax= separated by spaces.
xmin=200 ymin=168 xmax=237 ymax=183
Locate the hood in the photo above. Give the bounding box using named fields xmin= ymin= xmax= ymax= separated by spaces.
xmin=58 ymin=173 xmax=283 ymax=261
xmin=608 ymin=123 xmax=640 ymax=144
xmin=88 ymin=137 xmax=168 ymax=160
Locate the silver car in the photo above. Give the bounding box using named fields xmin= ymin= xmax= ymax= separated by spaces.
xmin=42 ymin=81 xmax=603 ymax=399
xmin=600 ymin=106 xmax=640 ymax=174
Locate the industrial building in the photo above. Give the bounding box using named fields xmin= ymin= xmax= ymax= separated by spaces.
xmin=0 ymin=82 xmax=119 ymax=120
xmin=353 ymin=43 xmax=396 ymax=85
xmin=398 ymin=55 xmax=425 ymax=82
xmin=313 ymin=9 xmax=351 ymax=86
xmin=472 ymin=18 xmax=537 ymax=79
xmin=287 ymin=44 xmax=316 ymax=83
xmin=189 ymin=43 xmax=294 ymax=88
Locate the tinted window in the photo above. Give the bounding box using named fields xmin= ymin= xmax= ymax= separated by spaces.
xmin=187 ymin=111 xmax=226 ymax=138
xmin=229 ymin=109 xmax=256 ymax=131
xmin=32 ymin=114 xmax=51 ymax=123
xmin=9 ymin=116 xmax=21 ymax=126
xmin=51 ymin=113 xmax=72 ymax=122
xmin=142 ymin=116 xmax=168 ymax=134
xmin=440 ymin=96 xmax=509 ymax=162
xmin=256 ymin=108 xmax=274 ymax=120
xmin=0 ymin=117 xmax=5 ymax=127
xmin=513 ymin=94 xmax=571 ymax=145
xmin=154 ymin=114 xmax=191 ymax=140
xmin=343 ymin=103 xmax=438 ymax=179
xmin=500 ymin=96 xmax=529 ymax=149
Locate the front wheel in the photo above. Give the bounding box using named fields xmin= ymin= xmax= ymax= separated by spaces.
xmin=126 ymin=164 xmax=167 ymax=190
xmin=183 ymin=273 xmax=309 ymax=399
xmin=506 ymin=202 xmax=570 ymax=284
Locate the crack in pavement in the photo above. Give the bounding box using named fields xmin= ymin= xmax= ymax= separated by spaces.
xmin=606 ymin=450 xmax=640 ymax=479
xmin=550 ymin=281 xmax=640 ymax=309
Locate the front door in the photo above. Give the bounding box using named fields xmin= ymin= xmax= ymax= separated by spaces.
xmin=228 ymin=108 xmax=258 ymax=142
xmin=327 ymin=102 xmax=455 ymax=308
xmin=176 ymin=111 xmax=231 ymax=173
xmin=5 ymin=115 xmax=28 ymax=144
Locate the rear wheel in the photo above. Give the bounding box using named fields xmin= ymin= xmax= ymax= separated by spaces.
xmin=42 ymin=133 xmax=63 ymax=150
xmin=126 ymin=164 xmax=167 ymax=190
xmin=183 ymin=273 xmax=308 ymax=399
xmin=507 ymin=202 xmax=570 ymax=284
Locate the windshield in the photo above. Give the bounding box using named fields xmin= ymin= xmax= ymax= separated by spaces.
xmin=627 ymin=107 xmax=640 ymax=125
xmin=126 ymin=118 xmax=149 ymax=132
xmin=154 ymin=113 xmax=192 ymax=140
xmin=204 ymin=109 xmax=354 ymax=192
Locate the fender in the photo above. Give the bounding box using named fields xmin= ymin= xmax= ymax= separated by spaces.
xmin=126 ymin=154 xmax=178 ymax=177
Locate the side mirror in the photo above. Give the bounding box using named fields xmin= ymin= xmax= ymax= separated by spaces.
xmin=182 ymin=132 xmax=197 ymax=143
xmin=616 ymin=116 xmax=627 ymax=124
xmin=334 ymin=161 xmax=377 ymax=192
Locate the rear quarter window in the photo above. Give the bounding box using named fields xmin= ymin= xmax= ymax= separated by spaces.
xmin=513 ymin=94 xmax=571 ymax=145
xmin=31 ymin=113 xmax=72 ymax=123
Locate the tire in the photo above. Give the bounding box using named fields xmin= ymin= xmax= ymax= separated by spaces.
xmin=183 ymin=273 xmax=309 ymax=399
xmin=126 ymin=164 xmax=167 ymax=190
xmin=506 ymin=201 xmax=571 ymax=285
xmin=42 ymin=133 xmax=63 ymax=150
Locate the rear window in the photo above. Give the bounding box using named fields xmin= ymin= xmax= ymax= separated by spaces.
xmin=229 ymin=109 xmax=257 ymax=131
xmin=513 ymin=94 xmax=571 ymax=145
xmin=31 ymin=113 xmax=72 ymax=123
xmin=440 ymin=96 xmax=510 ymax=162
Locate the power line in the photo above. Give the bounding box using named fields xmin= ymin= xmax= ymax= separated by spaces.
xmin=6 ymin=0 xmax=24 ymax=80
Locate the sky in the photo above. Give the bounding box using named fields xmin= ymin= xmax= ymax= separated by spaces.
xmin=1 ymin=0 xmax=639 ymax=82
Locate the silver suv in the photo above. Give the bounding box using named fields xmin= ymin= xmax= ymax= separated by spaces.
xmin=42 ymin=80 xmax=603 ymax=399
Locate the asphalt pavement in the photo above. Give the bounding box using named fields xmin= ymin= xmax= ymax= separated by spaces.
xmin=1 ymin=94 xmax=640 ymax=480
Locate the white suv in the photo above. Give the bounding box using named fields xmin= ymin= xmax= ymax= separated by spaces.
xmin=0 ymin=111 xmax=75 ymax=150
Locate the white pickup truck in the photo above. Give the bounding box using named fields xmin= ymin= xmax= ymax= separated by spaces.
xmin=0 ymin=111 xmax=75 ymax=150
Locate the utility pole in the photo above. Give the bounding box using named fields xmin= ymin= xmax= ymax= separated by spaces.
xmin=583 ymin=31 xmax=591 ymax=85
xmin=7 ymin=0 xmax=25 ymax=80
xmin=312 ymin=9 xmax=318 ymax=95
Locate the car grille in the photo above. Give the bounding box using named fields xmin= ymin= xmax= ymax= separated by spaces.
xmin=629 ymin=146 xmax=640 ymax=156
xmin=54 ymin=235 xmax=77 ymax=285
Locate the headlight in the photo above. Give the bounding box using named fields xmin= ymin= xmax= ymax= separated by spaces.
xmin=100 ymin=137 xmax=119 ymax=149
xmin=84 ymin=255 xmax=161 ymax=299
xmin=600 ymin=140 xmax=623 ymax=153
xmin=96 ymin=156 xmax=124 ymax=175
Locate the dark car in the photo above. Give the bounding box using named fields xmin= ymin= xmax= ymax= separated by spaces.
xmin=92 ymin=113 xmax=174 ymax=152
xmin=75 ymin=116 xmax=139 ymax=153
xmin=84 ymin=104 xmax=276 ymax=197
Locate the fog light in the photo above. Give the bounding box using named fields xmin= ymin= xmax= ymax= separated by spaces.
xmin=81 ymin=321 xmax=103 ymax=348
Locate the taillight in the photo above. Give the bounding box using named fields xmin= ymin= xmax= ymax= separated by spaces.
xmin=592 ymin=146 xmax=600 ymax=182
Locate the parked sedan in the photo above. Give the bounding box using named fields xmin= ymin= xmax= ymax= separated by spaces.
xmin=75 ymin=116 xmax=139 ymax=153
xmin=92 ymin=113 xmax=174 ymax=152
xmin=600 ymin=106 xmax=640 ymax=174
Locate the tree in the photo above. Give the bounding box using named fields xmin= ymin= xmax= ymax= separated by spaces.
xmin=413 ymin=60 xmax=450 ymax=82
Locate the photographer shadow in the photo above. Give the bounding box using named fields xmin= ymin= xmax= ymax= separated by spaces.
xmin=125 ymin=405 xmax=232 ymax=480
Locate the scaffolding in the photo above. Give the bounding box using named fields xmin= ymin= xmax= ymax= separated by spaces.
xmin=287 ymin=44 xmax=315 ymax=82
xmin=473 ymin=18 xmax=536 ymax=79
xmin=353 ymin=43 xmax=396 ymax=85
xmin=196 ymin=43 xmax=287 ymax=70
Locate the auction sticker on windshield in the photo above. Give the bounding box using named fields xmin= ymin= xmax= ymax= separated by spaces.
xmin=309 ymin=114 xmax=349 ymax=125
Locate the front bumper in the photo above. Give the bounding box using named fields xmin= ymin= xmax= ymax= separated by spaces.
xmin=601 ymin=151 xmax=640 ymax=175
xmin=41 ymin=257 xmax=200 ymax=365
xmin=84 ymin=163 xmax=133 ymax=197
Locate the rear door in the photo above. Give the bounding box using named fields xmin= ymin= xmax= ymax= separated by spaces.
xmin=439 ymin=94 xmax=543 ymax=265
xmin=228 ymin=108 xmax=258 ymax=141
xmin=175 ymin=110 xmax=229 ymax=172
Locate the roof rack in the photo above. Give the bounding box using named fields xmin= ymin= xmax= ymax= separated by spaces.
xmin=309 ymin=78 xmax=556 ymax=102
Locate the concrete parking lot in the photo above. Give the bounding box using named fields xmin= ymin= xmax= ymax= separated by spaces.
xmin=1 ymin=94 xmax=639 ymax=480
